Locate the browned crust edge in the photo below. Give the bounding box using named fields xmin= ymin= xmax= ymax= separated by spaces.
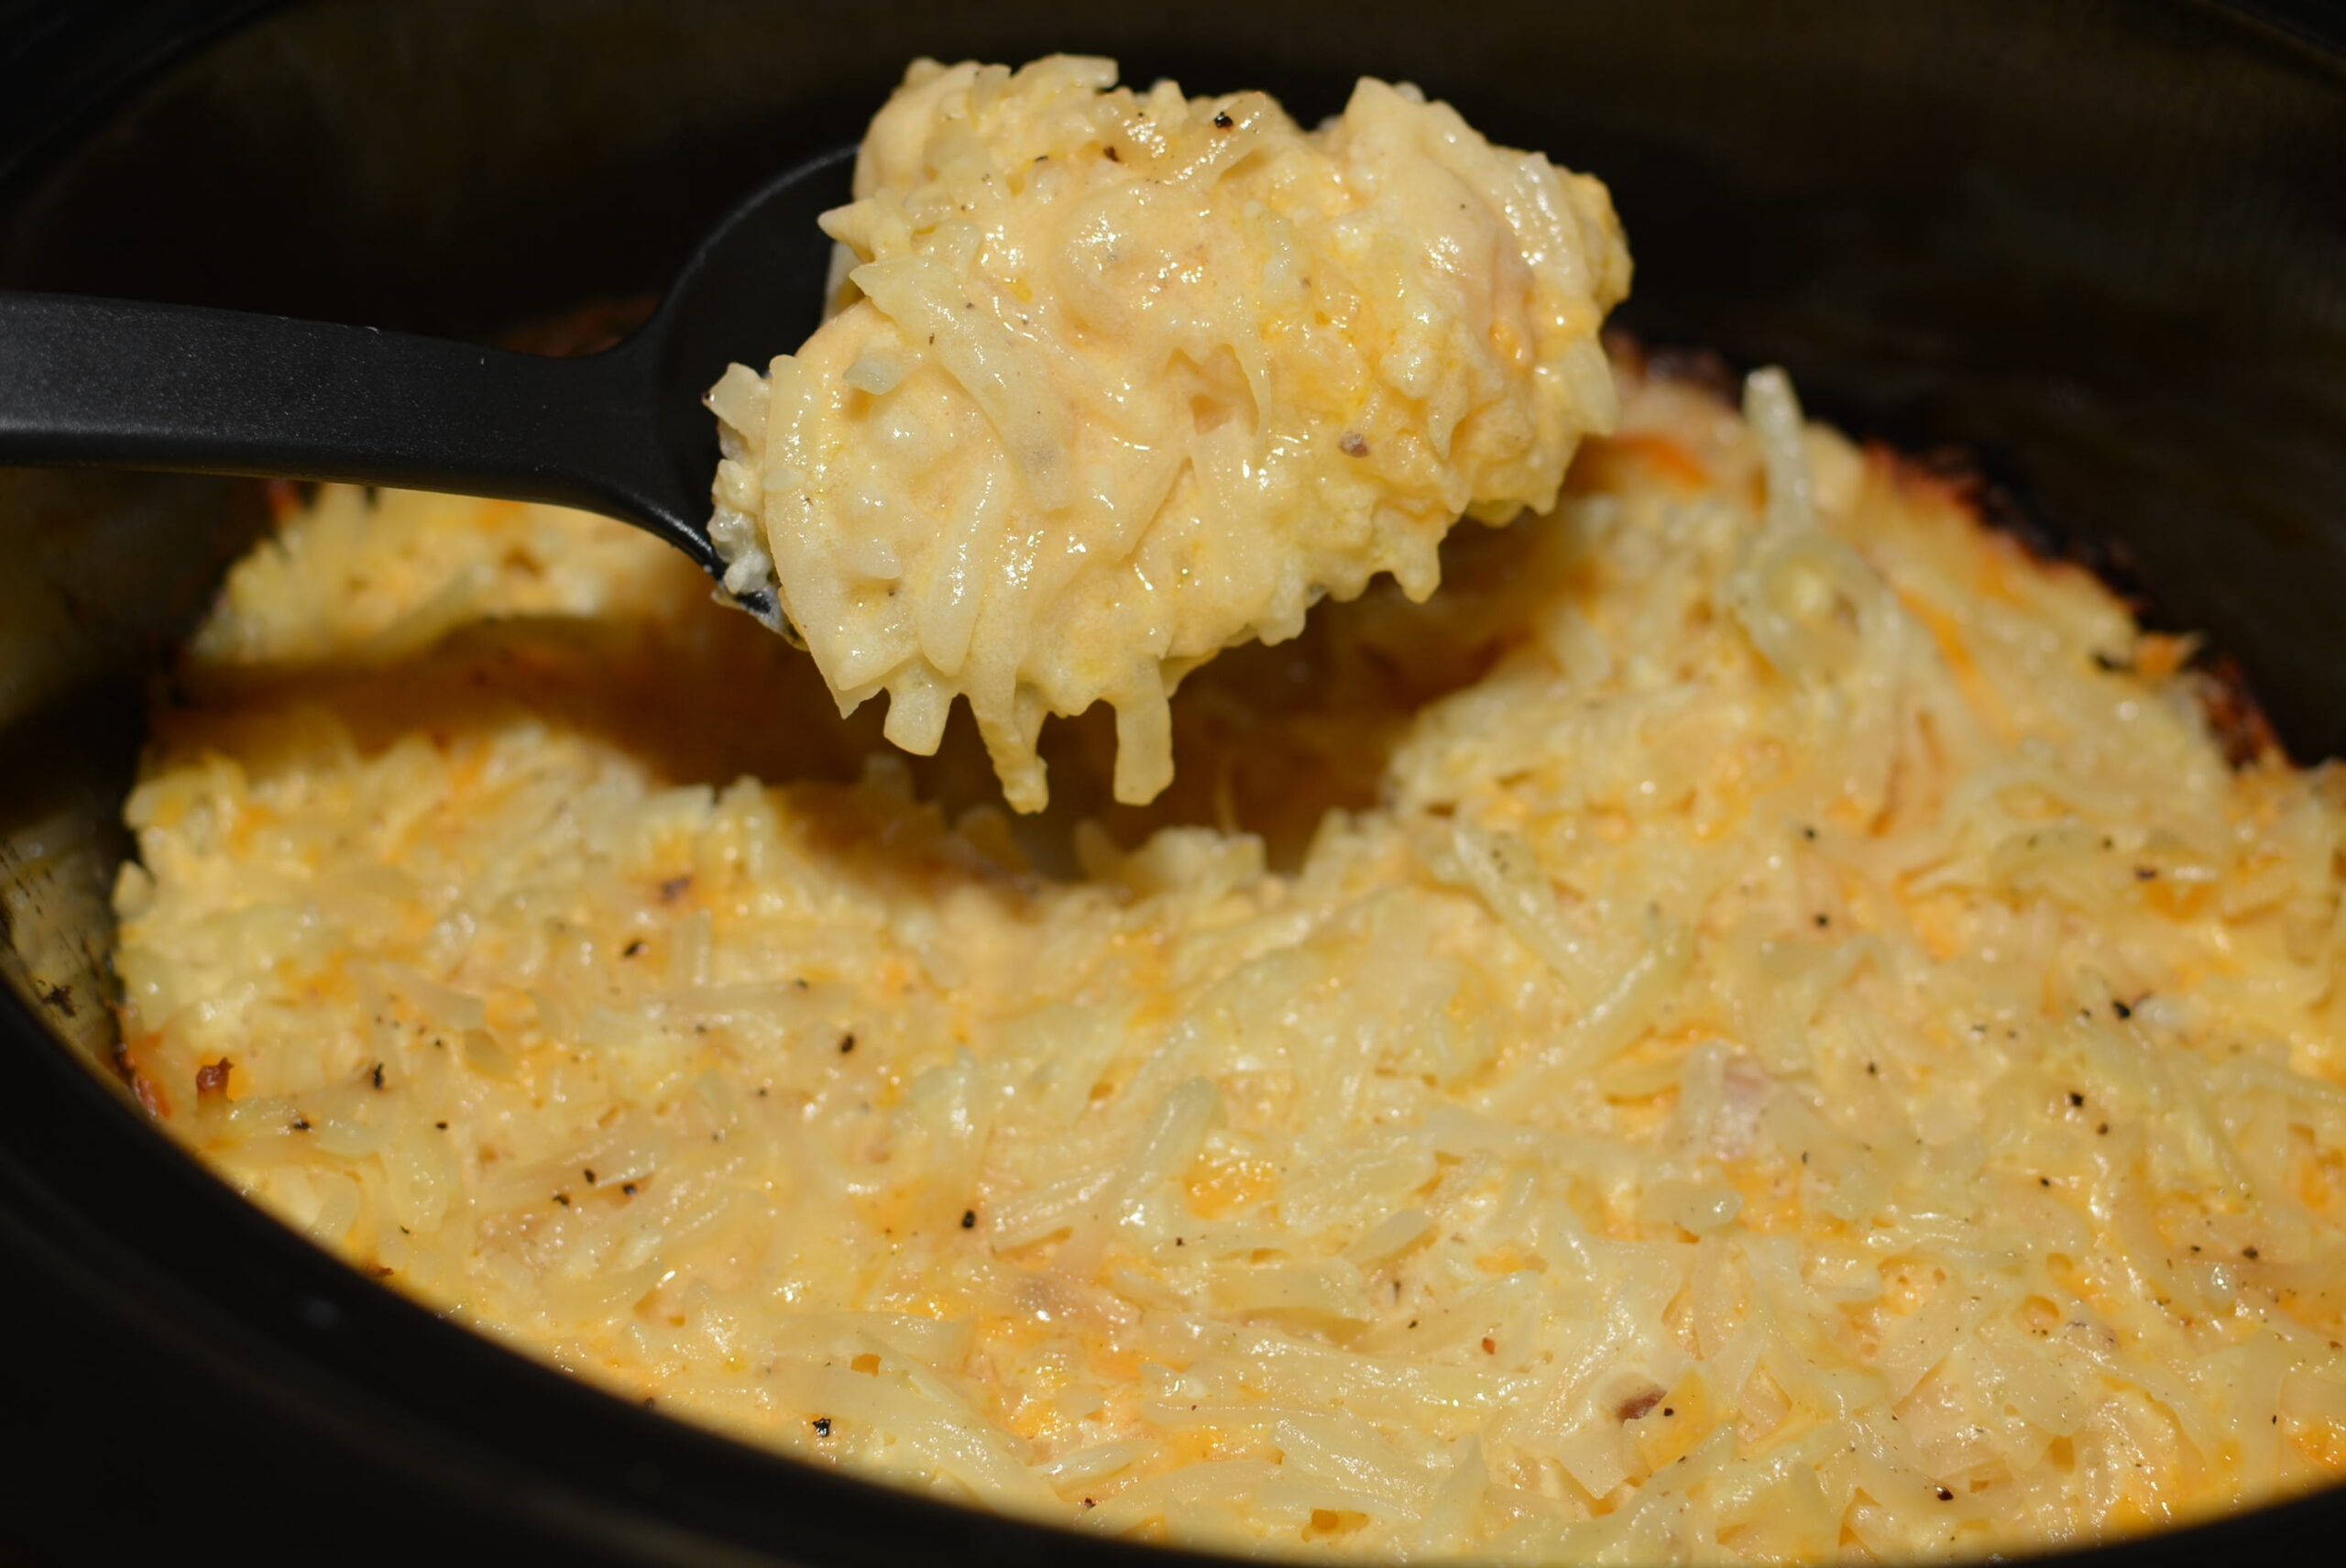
xmin=1606 ymin=330 xmax=2286 ymax=771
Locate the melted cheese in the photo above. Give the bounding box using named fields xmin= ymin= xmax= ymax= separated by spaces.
xmin=707 ymin=56 xmax=1629 ymax=809
xmin=115 ymin=367 xmax=2346 ymax=1561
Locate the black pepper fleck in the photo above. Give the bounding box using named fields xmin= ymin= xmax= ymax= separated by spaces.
xmin=1339 ymin=431 xmax=1369 ymax=457
xmin=623 ymin=1182 xmax=639 ymax=1196
xmin=839 ymin=1033 xmax=856 ymax=1055
xmin=623 ymin=939 xmax=647 ymax=959
xmin=813 ymin=1417 xmax=832 ymax=1437
xmin=960 ymin=1210 xmax=977 ymax=1230
xmin=1213 ymin=110 xmax=1233 ymax=127
xmin=371 ymin=1062 xmax=385 ymax=1090
xmin=2067 ymin=1091 xmax=2085 ymax=1108
xmin=291 ymin=1116 xmax=312 ymax=1132
xmin=1936 ymin=1486 xmax=1955 ymax=1502
xmin=2113 ymin=998 xmax=2133 ymax=1019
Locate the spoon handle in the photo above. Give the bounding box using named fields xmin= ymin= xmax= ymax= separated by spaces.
xmin=0 ymin=291 xmax=717 ymax=566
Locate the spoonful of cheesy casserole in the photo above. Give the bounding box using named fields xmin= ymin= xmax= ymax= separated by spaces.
xmin=707 ymin=56 xmax=1630 ymax=810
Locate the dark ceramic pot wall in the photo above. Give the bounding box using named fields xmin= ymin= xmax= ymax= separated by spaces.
xmin=1 ymin=2 xmax=2342 ymax=1563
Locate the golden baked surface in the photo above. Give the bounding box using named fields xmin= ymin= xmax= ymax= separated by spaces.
xmin=117 ymin=367 xmax=2346 ymax=1561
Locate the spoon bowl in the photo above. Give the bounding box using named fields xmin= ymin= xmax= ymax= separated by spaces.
xmin=0 ymin=144 xmax=857 ymax=629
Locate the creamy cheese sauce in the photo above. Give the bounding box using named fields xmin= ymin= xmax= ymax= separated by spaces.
xmin=707 ymin=57 xmax=1629 ymax=810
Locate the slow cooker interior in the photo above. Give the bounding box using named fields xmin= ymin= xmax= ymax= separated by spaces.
xmin=2 ymin=1 xmax=2343 ymax=1563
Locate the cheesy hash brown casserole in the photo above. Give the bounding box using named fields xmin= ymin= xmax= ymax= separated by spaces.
xmin=114 ymin=361 xmax=2346 ymax=1561
xmin=707 ymin=57 xmax=1628 ymax=813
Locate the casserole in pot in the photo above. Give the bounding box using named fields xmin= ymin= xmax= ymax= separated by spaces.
xmin=3 ymin=2 xmax=2344 ymax=1562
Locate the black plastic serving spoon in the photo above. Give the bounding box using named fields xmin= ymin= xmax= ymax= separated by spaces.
xmin=0 ymin=146 xmax=857 ymax=630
